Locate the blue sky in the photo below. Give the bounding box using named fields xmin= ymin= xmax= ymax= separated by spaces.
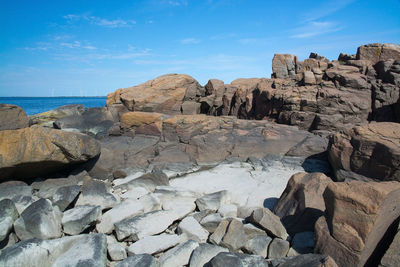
xmin=1 ymin=0 xmax=400 ymax=96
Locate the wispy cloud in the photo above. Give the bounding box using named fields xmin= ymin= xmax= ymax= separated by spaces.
xmin=290 ymin=21 xmax=343 ymax=39
xmin=180 ymin=38 xmax=201 ymax=44
xmin=63 ymin=14 xmax=136 ymax=28
xmin=210 ymin=33 xmax=237 ymax=40
xmin=53 ymin=48 xmax=152 ymax=62
xmin=300 ymin=0 xmax=356 ymax=22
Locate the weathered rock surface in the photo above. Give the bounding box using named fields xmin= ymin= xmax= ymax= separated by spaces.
xmin=177 ymin=216 xmax=209 ymax=243
xmin=76 ymin=177 xmax=118 ymax=210
xmin=196 ymin=190 xmax=231 ymax=212
xmin=328 ymin=122 xmax=400 ymax=181
xmin=116 ymin=254 xmax=157 ymax=267
xmin=96 ymin=199 xmax=144 ymax=234
xmin=61 ymin=205 xmax=101 ymax=235
xmin=52 ymin=185 xmax=81 ymax=211
xmin=30 ymin=104 xmax=84 ymax=127
xmin=380 ymin=226 xmax=400 ymax=267
xmin=54 ymin=107 xmax=116 ymax=138
xmin=248 ymin=208 xmax=288 ymax=240
xmin=127 ymin=233 xmax=181 ymax=255
xmin=107 ymin=74 xmax=204 ymax=114
xmin=0 ymin=104 xmax=29 ymax=131
xmin=268 ymin=238 xmax=290 ymax=259
xmin=315 ymin=181 xmax=400 ymax=267
xmin=189 ymin=243 xmax=229 ymax=267
xmin=0 ymin=126 xmax=100 ymax=179
xmin=0 ymin=199 xmax=19 ymax=242
xmin=273 ymin=172 xmax=332 ymax=235
xmin=357 ymin=43 xmax=400 ymax=64
xmin=243 ymin=235 xmax=272 ymax=258
xmin=14 ymin=198 xmax=62 ymax=240
xmin=0 ymin=234 xmax=107 ymax=267
xmin=270 ymin=253 xmax=338 ymax=267
xmin=208 ymin=252 xmax=268 ymax=267
xmin=159 ymin=240 xmax=199 ymax=267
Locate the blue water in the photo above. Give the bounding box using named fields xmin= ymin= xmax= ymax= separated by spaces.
xmin=0 ymin=97 xmax=107 ymax=115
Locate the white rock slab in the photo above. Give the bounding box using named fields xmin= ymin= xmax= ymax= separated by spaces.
xmin=159 ymin=240 xmax=199 ymax=267
xmin=127 ymin=234 xmax=180 ymax=255
xmin=177 ymin=217 xmax=209 ymax=243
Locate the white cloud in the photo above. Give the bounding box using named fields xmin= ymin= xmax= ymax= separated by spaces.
xmin=168 ymin=0 xmax=188 ymax=6
xmin=290 ymin=21 xmax=343 ymax=39
xmin=63 ymin=14 xmax=136 ymax=28
xmin=180 ymin=38 xmax=201 ymax=44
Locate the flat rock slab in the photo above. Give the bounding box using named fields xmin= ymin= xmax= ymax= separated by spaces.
xmin=96 ymin=199 xmax=144 ymax=234
xmin=177 ymin=216 xmax=209 ymax=243
xmin=244 ymin=235 xmax=272 ymax=258
xmin=62 ymin=205 xmax=101 ymax=235
xmin=159 ymin=240 xmax=199 ymax=267
xmin=195 ymin=190 xmax=231 ymax=212
xmin=14 ymin=198 xmax=62 ymax=240
xmin=0 ymin=234 xmax=107 ymax=267
xmin=127 ymin=234 xmax=181 ymax=255
xmin=115 ymin=210 xmax=181 ymax=241
xmin=268 ymin=238 xmax=290 ymax=259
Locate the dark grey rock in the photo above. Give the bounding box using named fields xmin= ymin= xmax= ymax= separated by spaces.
xmin=76 ymin=178 xmax=118 ymax=210
xmin=291 ymin=232 xmax=314 ymax=254
xmin=247 ymin=208 xmax=288 ymax=240
xmin=0 ymin=199 xmax=19 ymax=242
xmin=52 ymin=185 xmax=81 ymax=211
xmin=243 ymin=235 xmax=272 ymax=258
xmin=0 ymin=104 xmax=29 ymax=131
xmin=62 ymin=205 xmax=101 ymax=235
xmin=116 ymin=254 xmax=157 ymax=267
xmin=13 ymin=198 xmax=62 ymax=240
xmin=189 ymin=243 xmax=229 ymax=267
xmin=207 ymin=252 xmax=268 ymax=267
xmin=269 ymin=253 xmax=338 ymax=267
xmin=159 ymin=240 xmax=199 ymax=267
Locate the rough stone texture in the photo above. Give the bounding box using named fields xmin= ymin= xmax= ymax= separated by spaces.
xmin=208 ymin=252 xmax=268 ymax=267
xmin=0 ymin=104 xmax=29 ymax=131
xmin=220 ymin=219 xmax=247 ymax=251
xmin=328 ymin=122 xmax=400 ymax=182
xmin=0 ymin=234 xmax=107 ymax=267
xmin=272 ymin=54 xmax=297 ymax=79
xmin=13 ymin=198 xmax=62 ymax=240
xmin=271 ymin=254 xmax=338 ymax=267
xmin=200 ymin=213 xmax=223 ymax=233
xmin=0 ymin=199 xmax=19 ymax=242
xmin=96 ymin=199 xmax=144 ymax=234
xmin=218 ymin=204 xmax=238 ymax=218
xmin=115 ymin=210 xmax=181 ymax=241
xmin=243 ymin=235 xmax=272 ymax=258
xmin=247 ymin=208 xmax=288 ymax=240
xmin=107 ymin=74 xmax=204 ymax=114
xmin=158 ymin=240 xmax=199 ymax=267
xmin=76 ymin=177 xmax=119 ymax=210
xmin=52 ymin=185 xmax=81 ymax=211
xmin=54 ymin=107 xmax=116 ymax=138
xmin=189 ymin=243 xmax=229 ymax=267
xmin=116 ymin=254 xmax=157 ymax=267
xmin=357 ymin=43 xmax=400 ymax=64
xmin=61 ymin=205 xmax=101 ymax=235
xmin=195 ymin=190 xmax=231 ymax=212
xmin=127 ymin=234 xmax=181 ymax=255
xmin=30 ymin=104 xmax=84 ymax=127
xmin=0 ymin=181 xmax=33 ymax=213
xmin=273 ymin=172 xmax=332 ymax=235
xmin=120 ymin=111 xmax=164 ymax=136
xmin=0 ymin=126 xmax=100 ymax=179
xmin=177 ymin=216 xmax=209 ymax=243
xmin=380 ymin=226 xmax=400 ymax=267
xmin=108 ymin=243 xmax=127 ymax=261
xmin=315 ymin=181 xmax=400 ymax=267
xmin=114 ymin=172 xmax=169 ymax=192
xmin=268 ymin=238 xmax=290 ymax=259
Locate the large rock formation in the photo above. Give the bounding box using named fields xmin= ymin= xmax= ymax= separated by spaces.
xmin=273 ymin=172 xmax=332 ymax=235
xmin=30 ymin=104 xmax=84 ymax=127
xmin=107 ymin=74 xmax=204 ymax=114
xmin=314 ymin=181 xmax=400 ymax=267
xmin=0 ymin=126 xmax=100 ymax=179
xmin=0 ymin=104 xmax=29 ymax=130
xmin=328 ymin=122 xmax=400 ymax=182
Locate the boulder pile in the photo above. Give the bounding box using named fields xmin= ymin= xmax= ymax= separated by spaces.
xmin=1 ymin=43 xmax=400 ymax=267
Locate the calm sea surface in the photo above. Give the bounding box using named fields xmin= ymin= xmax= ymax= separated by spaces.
xmin=0 ymin=97 xmax=107 ymax=115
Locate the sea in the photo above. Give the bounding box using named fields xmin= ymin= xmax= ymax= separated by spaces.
xmin=0 ymin=97 xmax=107 ymax=115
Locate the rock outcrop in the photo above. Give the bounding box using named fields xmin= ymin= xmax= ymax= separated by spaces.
xmin=0 ymin=126 xmax=100 ymax=179
xmin=328 ymin=122 xmax=400 ymax=182
xmin=0 ymin=104 xmax=29 ymax=130
xmin=314 ymin=181 xmax=400 ymax=267
xmin=30 ymin=104 xmax=84 ymax=127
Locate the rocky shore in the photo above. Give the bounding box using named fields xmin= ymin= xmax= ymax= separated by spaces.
xmin=0 ymin=43 xmax=399 ymax=267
